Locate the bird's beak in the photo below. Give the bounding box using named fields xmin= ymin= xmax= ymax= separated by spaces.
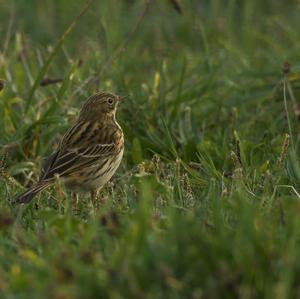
xmin=118 ymin=95 xmax=128 ymax=102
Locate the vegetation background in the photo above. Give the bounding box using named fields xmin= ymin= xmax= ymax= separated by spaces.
xmin=1 ymin=0 xmax=300 ymax=298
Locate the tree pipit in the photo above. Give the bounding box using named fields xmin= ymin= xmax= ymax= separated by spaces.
xmin=16 ymin=91 xmax=125 ymax=205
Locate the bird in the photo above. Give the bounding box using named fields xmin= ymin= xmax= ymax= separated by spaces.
xmin=15 ymin=91 xmax=125 ymax=204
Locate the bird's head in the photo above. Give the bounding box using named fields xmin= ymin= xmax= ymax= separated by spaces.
xmin=79 ymin=92 xmax=125 ymax=121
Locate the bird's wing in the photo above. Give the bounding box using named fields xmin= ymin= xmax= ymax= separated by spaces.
xmin=41 ymin=120 xmax=117 ymax=180
xmin=41 ymin=143 xmax=116 ymax=180
xmin=40 ymin=151 xmax=60 ymax=179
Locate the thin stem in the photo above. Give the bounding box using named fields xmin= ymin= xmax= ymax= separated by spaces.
xmin=26 ymin=0 xmax=94 ymax=112
xmin=72 ymin=0 xmax=152 ymax=96
xmin=283 ymin=74 xmax=294 ymax=147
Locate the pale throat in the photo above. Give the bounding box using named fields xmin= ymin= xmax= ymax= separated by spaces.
xmin=111 ymin=109 xmax=122 ymax=131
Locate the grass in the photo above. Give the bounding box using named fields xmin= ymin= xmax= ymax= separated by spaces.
xmin=1 ymin=0 xmax=300 ymax=298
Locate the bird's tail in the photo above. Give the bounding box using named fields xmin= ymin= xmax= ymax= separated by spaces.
xmin=15 ymin=182 xmax=51 ymax=204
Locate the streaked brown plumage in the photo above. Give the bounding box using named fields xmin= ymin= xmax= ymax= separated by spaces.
xmin=16 ymin=91 xmax=124 ymax=204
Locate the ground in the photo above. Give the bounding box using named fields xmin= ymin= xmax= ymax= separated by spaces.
xmin=1 ymin=1 xmax=300 ymax=298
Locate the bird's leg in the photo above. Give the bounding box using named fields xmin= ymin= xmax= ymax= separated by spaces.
xmin=71 ymin=192 xmax=79 ymax=213
xmin=91 ymin=189 xmax=102 ymax=208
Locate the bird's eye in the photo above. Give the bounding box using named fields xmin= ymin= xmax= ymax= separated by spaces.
xmin=107 ymin=97 xmax=114 ymax=105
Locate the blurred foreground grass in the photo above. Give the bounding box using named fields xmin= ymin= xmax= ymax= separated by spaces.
xmin=1 ymin=0 xmax=300 ymax=298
